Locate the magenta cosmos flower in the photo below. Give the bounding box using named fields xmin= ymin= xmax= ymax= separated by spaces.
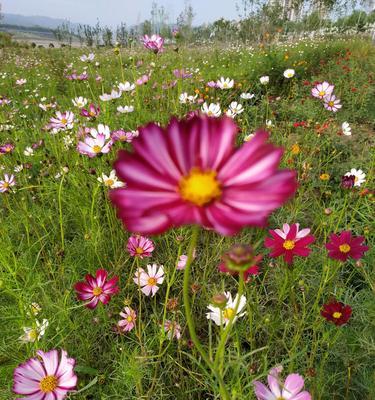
xmin=127 ymin=235 xmax=155 ymax=258
xmin=264 ymin=223 xmax=315 ymax=264
xmin=141 ymin=34 xmax=164 ymax=54
xmin=325 ymin=230 xmax=368 ymax=262
xmin=74 ymin=269 xmax=119 ymax=309
xmin=321 ymin=300 xmax=352 ymax=326
xmin=80 ymin=103 xmax=100 ymax=119
xmin=253 ymin=366 xmax=311 ymax=400
xmin=110 ymin=116 xmax=297 ymax=236
xmin=13 ymin=349 xmax=77 ymax=400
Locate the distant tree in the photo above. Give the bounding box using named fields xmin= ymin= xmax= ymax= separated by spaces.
xmin=54 ymin=23 xmax=74 ymax=46
xmin=142 ymin=19 xmax=152 ymax=35
xmin=102 ymin=26 xmax=113 ymax=46
xmin=93 ymin=21 xmax=102 ymax=47
xmin=177 ymin=0 xmax=195 ymax=40
xmin=83 ymin=25 xmax=94 ymax=47
xmin=76 ymin=25 xmax=85 ymax=47
xmin=116 ymin=23 xmax=128 ymax=46
xmin=0 ymin=2 xmax=3 ymax=21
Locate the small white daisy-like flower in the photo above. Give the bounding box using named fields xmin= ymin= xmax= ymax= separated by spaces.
xmin=260 ymin=76 xmax=269 ymax=85
xmin=216 ymin=77 xmax=234 ymax=89
xmin=118 ymin=82 xmax=136 ymax=92
xmin=283 ymin=69 xmax=295 ymax=78
xmin=24 ymin=147 xmax=34 ymax=156
xmin=240 ymin=92 xmax=255 ymax=100
xmin=97 ymin=170 xmax=125 ymax=189
xmin=117 ymin=105 xmax=134 ymax=113
xmin=201 ymin=102 xmax=221 ymax=117
xmin=206 ymin=292 xmax=247 ymax=326
xmin=345 ymin=168 xmax=366 ymax=187
xmin=72 ymin=96 xmax=88 ymax=108
xmin=341 ymin=122 xmax=351 ymax=136
xmin=19 ymin=319 xmax=49 ymax=343
xmin=226 ymin=101 xmax=244 ymax=118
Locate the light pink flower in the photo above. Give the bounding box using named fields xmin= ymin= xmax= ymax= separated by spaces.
xmin=141 ymin=34 xmax=164 ymax=54
xmin=0 ymin=174 xmax=16 ymax=193
xmin=13 ymin=349 xmax=77 ymax=399
xmin=253 ymin=366 xmax=311 ymax=400
xmin=118 ymin=307 xmax=137 ymax=332
xmin=164 ymin=320 xmax=181 ymax=340
xmin=134 ymin=264 xmax=165 ymax=296
xmin=77 ymin=125 xmax=112 ymax=158
xmin=311 ymin=81 xmax=334 ymax=99
xmin=323 ymin=94 xmax=342 ymax=112
xmin=49 ymin=111 xmax=74 ymax=132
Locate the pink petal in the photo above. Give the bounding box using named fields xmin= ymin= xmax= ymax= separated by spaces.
xmin=282 ymin=373 xmax=305 ymax=396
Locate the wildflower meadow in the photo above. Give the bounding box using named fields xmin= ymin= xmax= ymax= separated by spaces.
xmin=0 ymin=6 xmax=374 ymax=400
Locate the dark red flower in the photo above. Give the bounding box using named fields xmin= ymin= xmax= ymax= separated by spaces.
xmin=325 ymin=230 xmax=369 ymax=262
xmin=341 ymin=175 xmax=355 ymax=189
xmin=264 ymin=223 xmax=315 ymax=264
xmin=74 ymin=269 xmax=119 ymax=309
xmin=321 ymin=300 xmax=352 ymax=326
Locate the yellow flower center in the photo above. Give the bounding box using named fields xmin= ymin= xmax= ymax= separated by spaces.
xmin=61 ymin=118 xmax=67 ymax=124
xmin=148 ymin=277 xmax=157 ymax=286
xmin=283 ymin=240 xmax=295 ymax=250
xmin=179 ymin=168 xmax=221 ymax=206
xmin=339 ymin=243 xmax=351 ymax=253
xmin=333 ymin=312 xmax=342 ymax=319
xmin=223 ymin=307 xmax=235 ymax=320
xmin=89 ymin=111 xmax=96 ymax=116
xmin=126 ymin=316 xmax=133 ymax=322
xmin=2 ymin=182 xmax=9 ymax=189
xmin=207 ymin=111 xmax=213 ymax=116
xmin=29 ymin=329 xmax=38 ymax=341
xmin=135 ymin=247 xmax=144 ymax=255
xmin=319 ymin=91 xmax=325 ymax=96
xmin=92 ymin=145 xmax=102 ymax=153
xmin=39 ymin=375 xmax=58 ymax=393
xmin=92 ymin=287 xmax=103 ymax=296
xmin=104 ymin=179 xmax=114 ymax=187
xmin=328 ymin=101 xmax=334 ymax=107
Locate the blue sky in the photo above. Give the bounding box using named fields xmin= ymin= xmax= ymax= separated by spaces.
xmin=2 ymin=0 xmax=240 ymax=26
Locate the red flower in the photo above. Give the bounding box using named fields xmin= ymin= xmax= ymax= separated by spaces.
xmin=321 ymin=300 xmax=352 ymax=326
xmin=325 ymin=230 xmax=369 ymax=262
xmin=264 ymin=223 xmax=315 ymax=264
xmin=74 ymin=269 xmax=119 ymax=309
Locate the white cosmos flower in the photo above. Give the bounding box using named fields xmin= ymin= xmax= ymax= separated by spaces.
xmin=134 ymin=264 xmax=165 ymax=297
xmin=118 ymin=82 xmax=135 ymax=92
xmin=266 ymin=120 xmax=274 ymax=127
xmin=117 ymin=105 xmax=134 ymax=113
xmin=206 ymin=292 xmax=247 ymax=326
xmin=342 ymin=122 xmax=351 ymax=136
xmin=19 ymin=319 xmax=49 ymax=343
xmin=16 ymin=78 xmax=27 ymax=85
xmin=240 ymin=92 xmax=255 ymax=100
xmin=72 ymin=96 xmax=88 ymax=108
xmin=179 ymin=92 xmax=197 ymax=104
xmin=99 ymin=89 xmax=122 ymax=101
xmin=260 ymin=76 xmax=269 ymax=85
xmin=283 ymin=69 xmax=295 ymax=78
xmin=226 ymin=101 xmax=244 ymax=118
xmin=216 ymin=77 xmax=234 ymax=89
xmin=24 ymin=147 xmax=34 ymax=156
xmin=97 ymin=170 xmax=125 ymax=188
xmin=345 ymin=168 xmax=366 ymax=187
xmin=90 ymin=124 xmax=111 ymax=139
xmin=80 ymin=53 xmax=95 ymax=62
xmin=201 ymin=102 xmax=221 ymax=117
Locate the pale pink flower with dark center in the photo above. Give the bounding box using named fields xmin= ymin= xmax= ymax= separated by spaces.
xmin=110 ymin=115 xmax=297 ymax=236
xmin=13 ymin=349 xmax=77 ymax=399
xmin=311 ymin=81 xmax=334 ymax=99
xmin=118 ymin=307 xmax=137 ymax=332
xmin=134 ymin=264 xmax=164 ymax=296
xmin=127 ymin=235 xmax=155 ymax=258
xmin=141 ymin=34 xmax=164 ymax=54
xmin=253 ymin=366 xmax=311 ymax=400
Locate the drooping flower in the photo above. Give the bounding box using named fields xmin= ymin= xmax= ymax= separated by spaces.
xmin=253 ymin=366 xmax=311 ymax=400
xmin=97 ymin=170 xmax=125 ymax=188
xmin=134 ymin=264 xmax=165 ymax=296
xmin=19 ymin=319 xmax=49 ymax=343
xmin=13 ymin=349 xmax=77 ymax=399
xmin=80 ymin=103 xmax=100 ymax=119
xmin=110 ymin=116 xmax=296 ymax=236
xmin=201 ymin=102 xmax=221 ymax=117
xmin=206 ymin=291 xmax=246 ymax=326
xmin=283 ymin=69 xmax=295 ymax=78
xmin=0 ymin=173 xmax=16 ymax=193
xmin=218 ymin=244 xmax=261 ymax=280
xmin=344 ymin=168 xmax=365 ymax=187
xmin=311 ymin=81 xmax=334 ymax=99
xmin=141 ymin=34 xmax=164 ymax=54
xmin=127 ymin=235 xmax=155 ymax=258
xmin=216 ymin=77 xmax=234 ymax=89
xmin=321 ymin=300 xmax=352 ymax=326
xmin=264 ymin=223 xmax=315 ymax=264
xmin=323 ymin=94 xmax=342 ymax=112
xmin=164 ymin=320 xmax=181 ymax=340
xmin=74 ymin=269 xmax=119 ymax=309
xmin=118 ymin=307 xmax=137 ymax=332
xmin=260 ymin=76 xmax=269 ymax=85
xmin=325 ymin=230 xmax=368 ymax=262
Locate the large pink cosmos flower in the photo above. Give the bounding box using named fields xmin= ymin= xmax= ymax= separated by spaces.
xmin=141 ymin=34 xmax=164 ymax=54
xmin=264 ymin=223 xmax=315 ymax=264
xmin=253 ymin=366 xmax=311 ymax=400
xmin=74 ymin=269 xmax=119 ymax=309
xmin=325 ymin=230 xmax=368 ymax=262
xmin=13 ymin=349 xmax=77 ymax=400
xmin=110 ymin=116 xmax=297 ymax=236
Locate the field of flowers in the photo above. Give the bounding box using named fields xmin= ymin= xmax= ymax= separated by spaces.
xmin=0 ymin=36 xmax=374 ymax=400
